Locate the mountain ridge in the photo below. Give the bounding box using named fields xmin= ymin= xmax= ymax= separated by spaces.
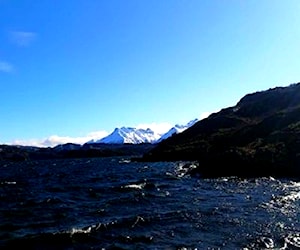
xmin=89 ymin=119 xmax=198 ymax=144
xmin=96 ymin=127 xmax=160 ymax=144
xmin=0 ymin=119 xmax=199 ymax=161
xmin=141 ymin=82 xmax=300 ymax=178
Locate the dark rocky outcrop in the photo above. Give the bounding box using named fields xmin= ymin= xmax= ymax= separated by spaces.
xmin=141 ymin=82 xmax=300 ymax=178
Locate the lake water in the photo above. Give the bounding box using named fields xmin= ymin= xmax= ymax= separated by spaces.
xmin=0 ymin=157 xmax=299 ymax=249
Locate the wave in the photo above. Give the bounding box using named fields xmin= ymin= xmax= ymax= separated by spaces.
xmin=2 ymin=214 xmax=155 ymax=249
xmin=247 ymin=233 xmax=300 ymax=249
xmin=1 ymin=158 xmax=300 ymax=249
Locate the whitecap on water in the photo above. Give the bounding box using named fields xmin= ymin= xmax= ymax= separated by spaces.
xmin=122 ymin=183 xmax=145 ymax=190
xmin=279 ymin=181 xmax=300 ymax=206
xmin=259 ymin=237 xmax=274 ymax=248
xmin=2 ymin=181 xmax=16 ymax=185
xmin=285 ymin=233 xmax=300 ymax=249
xmin=131 ymin=216 xmax=145 ymax=228
xmin=248 ymin=234 xmax=300 ymax=249
xmin=262 ymin=180 xmax=300 ymax=216
xmin=70 ymin=227 xmax=92 ymax=235
xmin=119 ymin=159 xmax=131 ymax=164
xmin=173 ymin=162 xmax=198 ymax=178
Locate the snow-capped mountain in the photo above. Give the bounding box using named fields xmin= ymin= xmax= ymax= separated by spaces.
xmin=87 ymin=119 xmax=199 ymax=145
xmin=157 ymin=118 xmax=198 ymax=143
xmin=95 ymin=127 xmax=161 ymax=144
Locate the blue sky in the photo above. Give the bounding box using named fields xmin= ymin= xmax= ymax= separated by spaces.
xmin=1 ymin=0 xmax=300 ymax=146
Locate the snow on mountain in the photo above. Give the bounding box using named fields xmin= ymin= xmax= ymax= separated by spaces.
xmin=157 ymin=125 xmax=186 ymax=143
xmin=96 ymin=127 xmax=161 ymax=144
xmin=157 ymin=118 xmax=198 ymax=143
xmin=186 ymin=118 xmax=199 ymax=128
xmin=86 ymin=119 xmax=199 ymax=145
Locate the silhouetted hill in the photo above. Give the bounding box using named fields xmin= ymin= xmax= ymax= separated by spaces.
xmin=0 ymin=143 xmax=155 ymax=161
xmin=141 ymin=82 xmax=300 ymax=178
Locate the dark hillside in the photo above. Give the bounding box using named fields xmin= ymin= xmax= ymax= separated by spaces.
xmin=141 ymin=83 xmax=300 ymax=178
xmin=0 ymin=143 xmax=155 ymax=161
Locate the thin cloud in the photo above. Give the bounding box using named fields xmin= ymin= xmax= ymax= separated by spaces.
xmin=10 ymin=31 xmax=37 ymax=47
xmin=199 ymin=111 xmax=212 ymax=120
xmin=0 ymin=60 xmax=14 ymax=73
xmin=136 ymin=122 xmax=173 ymax=135
xmin=9 ymin=130 xmax=109 ymax=148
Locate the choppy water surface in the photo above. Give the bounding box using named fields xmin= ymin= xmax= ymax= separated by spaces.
xmin=0 ymin=157 xmax=299 ymax=249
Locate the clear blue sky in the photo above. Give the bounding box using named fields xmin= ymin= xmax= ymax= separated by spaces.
xmin=0 ymin=0 xmax=300 ymax=146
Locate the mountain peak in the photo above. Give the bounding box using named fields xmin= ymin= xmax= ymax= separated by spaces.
xmin=97 ymin=127 xmax=159 ymax=144
xmin=90 ymin=119 xmax=199 ymax=145
xmin=157 ymin=118 xmax=199 ymax=143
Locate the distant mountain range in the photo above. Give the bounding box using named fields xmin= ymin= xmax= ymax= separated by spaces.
xmin=0 ymin=119 xmax=199 ymax=161
xmin=3 ymin=82 xmax=300 ymax=179
xmin=87 ymin=119 xmax=198 ymax=144
xmin=89 ymin=127 xmax=160 ymax=144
